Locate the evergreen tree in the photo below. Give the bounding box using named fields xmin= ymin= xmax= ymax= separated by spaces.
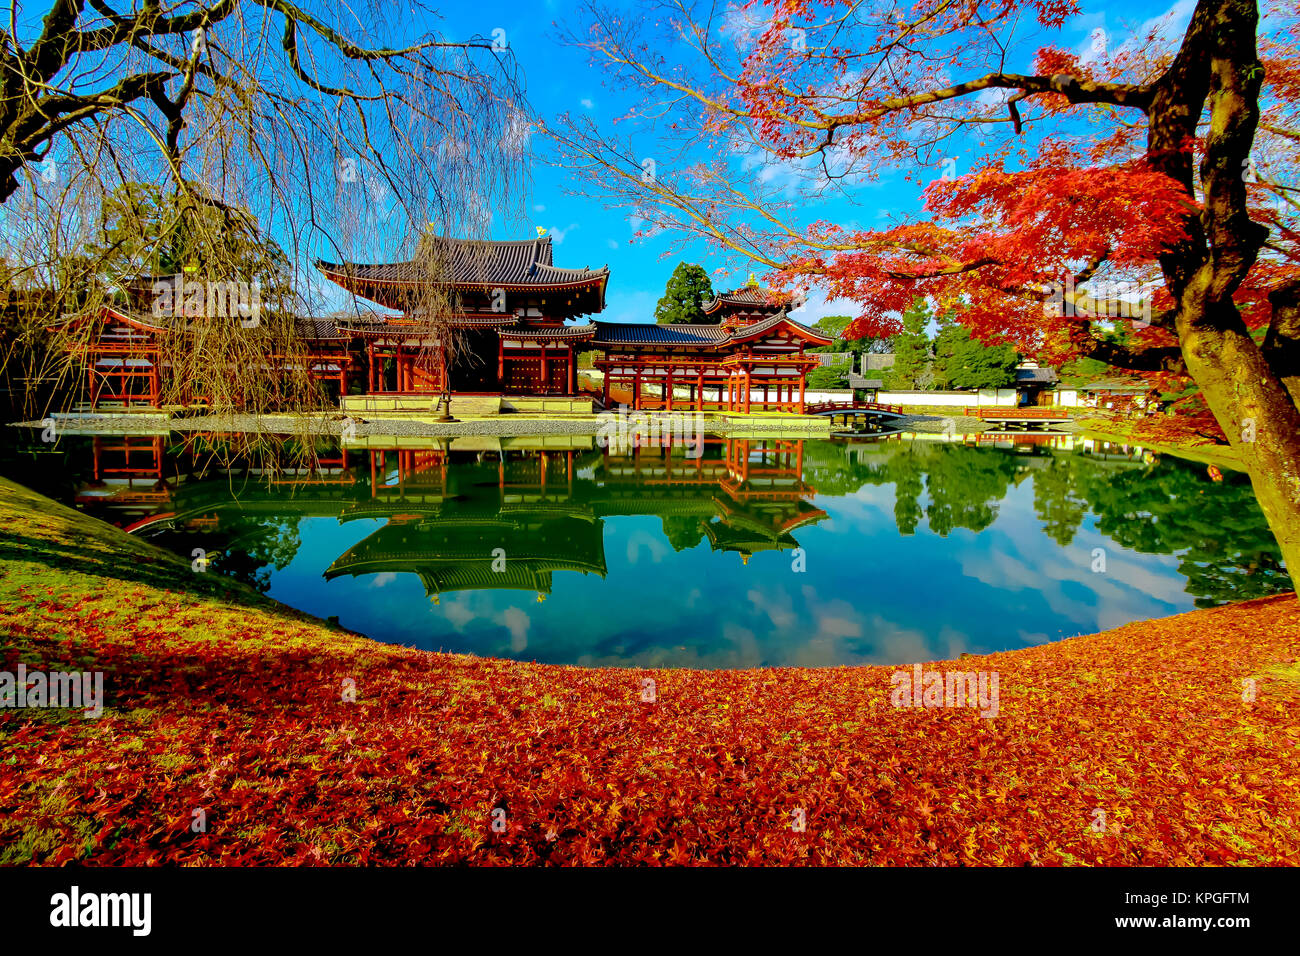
xmin=931 ymin=320 xmax=1019 ymax=389
xmin=930 ymin=315 xmax=966 ymax=390
xmin=654 ymin=262 xmax=714 ymax=324
xmin=884 ymin=298 xmax=932 ymax=389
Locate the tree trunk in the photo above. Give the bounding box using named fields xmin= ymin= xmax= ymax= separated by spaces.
xmin=1176 ymin=304 xmax=1300 ymax=580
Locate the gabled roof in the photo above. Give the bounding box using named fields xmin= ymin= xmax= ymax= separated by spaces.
xmin=724 ymin=310 xmax=832 ymax=346
xmin=591 ymin=311 xmax=831 ymax=349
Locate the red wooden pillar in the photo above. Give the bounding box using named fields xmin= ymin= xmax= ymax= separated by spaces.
xmin=634 ymin=369 xmax=642 ymax=410
xmin=568 ymin=345 xmax=576 ymax=395
xmin=798 ymin=372 xmax=806 ymax=412
xmin=539 ymin=344 xmax=548 ymax=395
xmin=601 ymin=365 xmax=610 ymax=408
xmin=498 ymin=338 xmax=505 ymax=384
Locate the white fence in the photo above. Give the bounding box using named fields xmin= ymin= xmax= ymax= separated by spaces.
xmin=875 ymin=388 xmax=1081 ymax=408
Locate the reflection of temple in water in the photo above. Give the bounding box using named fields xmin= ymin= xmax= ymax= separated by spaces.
xmin=593 ymin=438 xmax=827 ymax=563
xmin=67 ymin=433 xmax=832 ymax=598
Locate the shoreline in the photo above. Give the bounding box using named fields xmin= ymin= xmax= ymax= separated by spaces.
xmin=2 ymin=475 xmax=1296 ymax=865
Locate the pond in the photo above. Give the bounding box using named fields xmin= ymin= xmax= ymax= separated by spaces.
xmin=2 ymin=431 xmax=1290 ymax=668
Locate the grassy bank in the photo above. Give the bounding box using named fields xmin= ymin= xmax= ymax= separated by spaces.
xmin=1 ymin=477 xmax=1297 ymax=865
xmin=1074 ymin=416 xmax=1245 ymax=471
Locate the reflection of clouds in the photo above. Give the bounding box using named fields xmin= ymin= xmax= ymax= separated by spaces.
xmin=813 ymin=598 xmax=863 ymax=641
xmin=625 ymin=530 xmax=669 ymax=565
xmin=295 ymin=442 xmax=1224 ymax=669
xmin=432 ymin=593 xmax=530 ymax=653
xmin=721 ymin=622 xmax=758 ymax=663
xmin=500 ymin=607 xmax=530 ymax=652
xmin=959 ymin=525 xmax=1186 ymax=633
xmin=812 ymin=487 xmax=894 ymax=531
xmin=858 ymin=613 xmax=935 ymax=667
xmin=439 ymin=596 xmax=476 ymax=630
xmin=747 ymin=586 xmax=797 ymax=632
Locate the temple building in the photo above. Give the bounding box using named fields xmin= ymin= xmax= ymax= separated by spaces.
xmin=63 ymin=236 xmax=831 ymax=414
xmin=316 ymin=236 xmax=608 ymax=397
xmin=591 ymin=284 xmax=831 ymax=412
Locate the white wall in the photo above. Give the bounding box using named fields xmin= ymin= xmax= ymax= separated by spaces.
xmin=877 ymin=389 xmax=1019 ymax=407
xmin=803 ymin=389 xmax=854 ymax=404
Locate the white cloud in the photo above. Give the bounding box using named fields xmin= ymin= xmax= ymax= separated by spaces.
xmin=580 ymin=98 xmax=595 ymax=110
xmin=548 ymin=222 xmax=579 ymax=244
xmin=788 ymin=288 xmax=863 ymax=325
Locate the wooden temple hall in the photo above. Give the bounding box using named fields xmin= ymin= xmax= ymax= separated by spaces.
xmin=68 ymin=236 xmax=832 ymax=413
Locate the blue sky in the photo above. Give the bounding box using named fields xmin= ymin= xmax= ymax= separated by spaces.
xmin=402 ymin=0 xmax=1200 ymax=325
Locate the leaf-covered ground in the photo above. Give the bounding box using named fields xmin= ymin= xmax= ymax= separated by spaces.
xmin=1 ymin=477 xmax=1297 ymax=865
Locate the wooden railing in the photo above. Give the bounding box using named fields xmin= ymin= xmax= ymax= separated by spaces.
xmin=805 ymin=401 xmax=904 ymax=415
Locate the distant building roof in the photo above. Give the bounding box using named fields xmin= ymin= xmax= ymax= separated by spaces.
xmin=1014 ymin=366 xmax=1059 ymax=385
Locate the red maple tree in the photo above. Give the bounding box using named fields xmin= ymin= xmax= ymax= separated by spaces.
xmin=554 ymin=0 xmax=1300 ymax=577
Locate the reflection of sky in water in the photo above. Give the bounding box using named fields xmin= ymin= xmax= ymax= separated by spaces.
xmin=259 ymin=461 xmax=1204 ymax=669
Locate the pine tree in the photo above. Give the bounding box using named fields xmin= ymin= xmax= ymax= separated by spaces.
xmin=931 ymin=319 xmax=1019 ymax=389
xmin=654 ymin=262 xmax=714 ymax=324
xmin=885 ymin=299 xmax=932 ymax=389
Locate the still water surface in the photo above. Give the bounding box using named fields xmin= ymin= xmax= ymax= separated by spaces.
xmin=5 ymin=431 xmax=1290 ymax=668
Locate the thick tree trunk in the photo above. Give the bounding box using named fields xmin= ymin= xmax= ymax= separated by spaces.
xmin=1144 ymin=0 xmax=1300 ymax=586
xmin=1177 ymin=304 xmax=1300 ymax=581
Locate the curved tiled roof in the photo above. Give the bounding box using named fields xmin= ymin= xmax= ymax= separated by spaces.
xmin=591 ymin=322 xmax=730 ymax=347
xmin=702 ymin=285 xmax=793 ymax=314
xmin=497 ymin=323 xmax=597 ymax=340
xmin=331 ymin=313 xmax=516 ymax=334
xmin=296 ymin=318 xmax=347 ymax=341
xmin=316 ymin=236 xmax=608 ymax=289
